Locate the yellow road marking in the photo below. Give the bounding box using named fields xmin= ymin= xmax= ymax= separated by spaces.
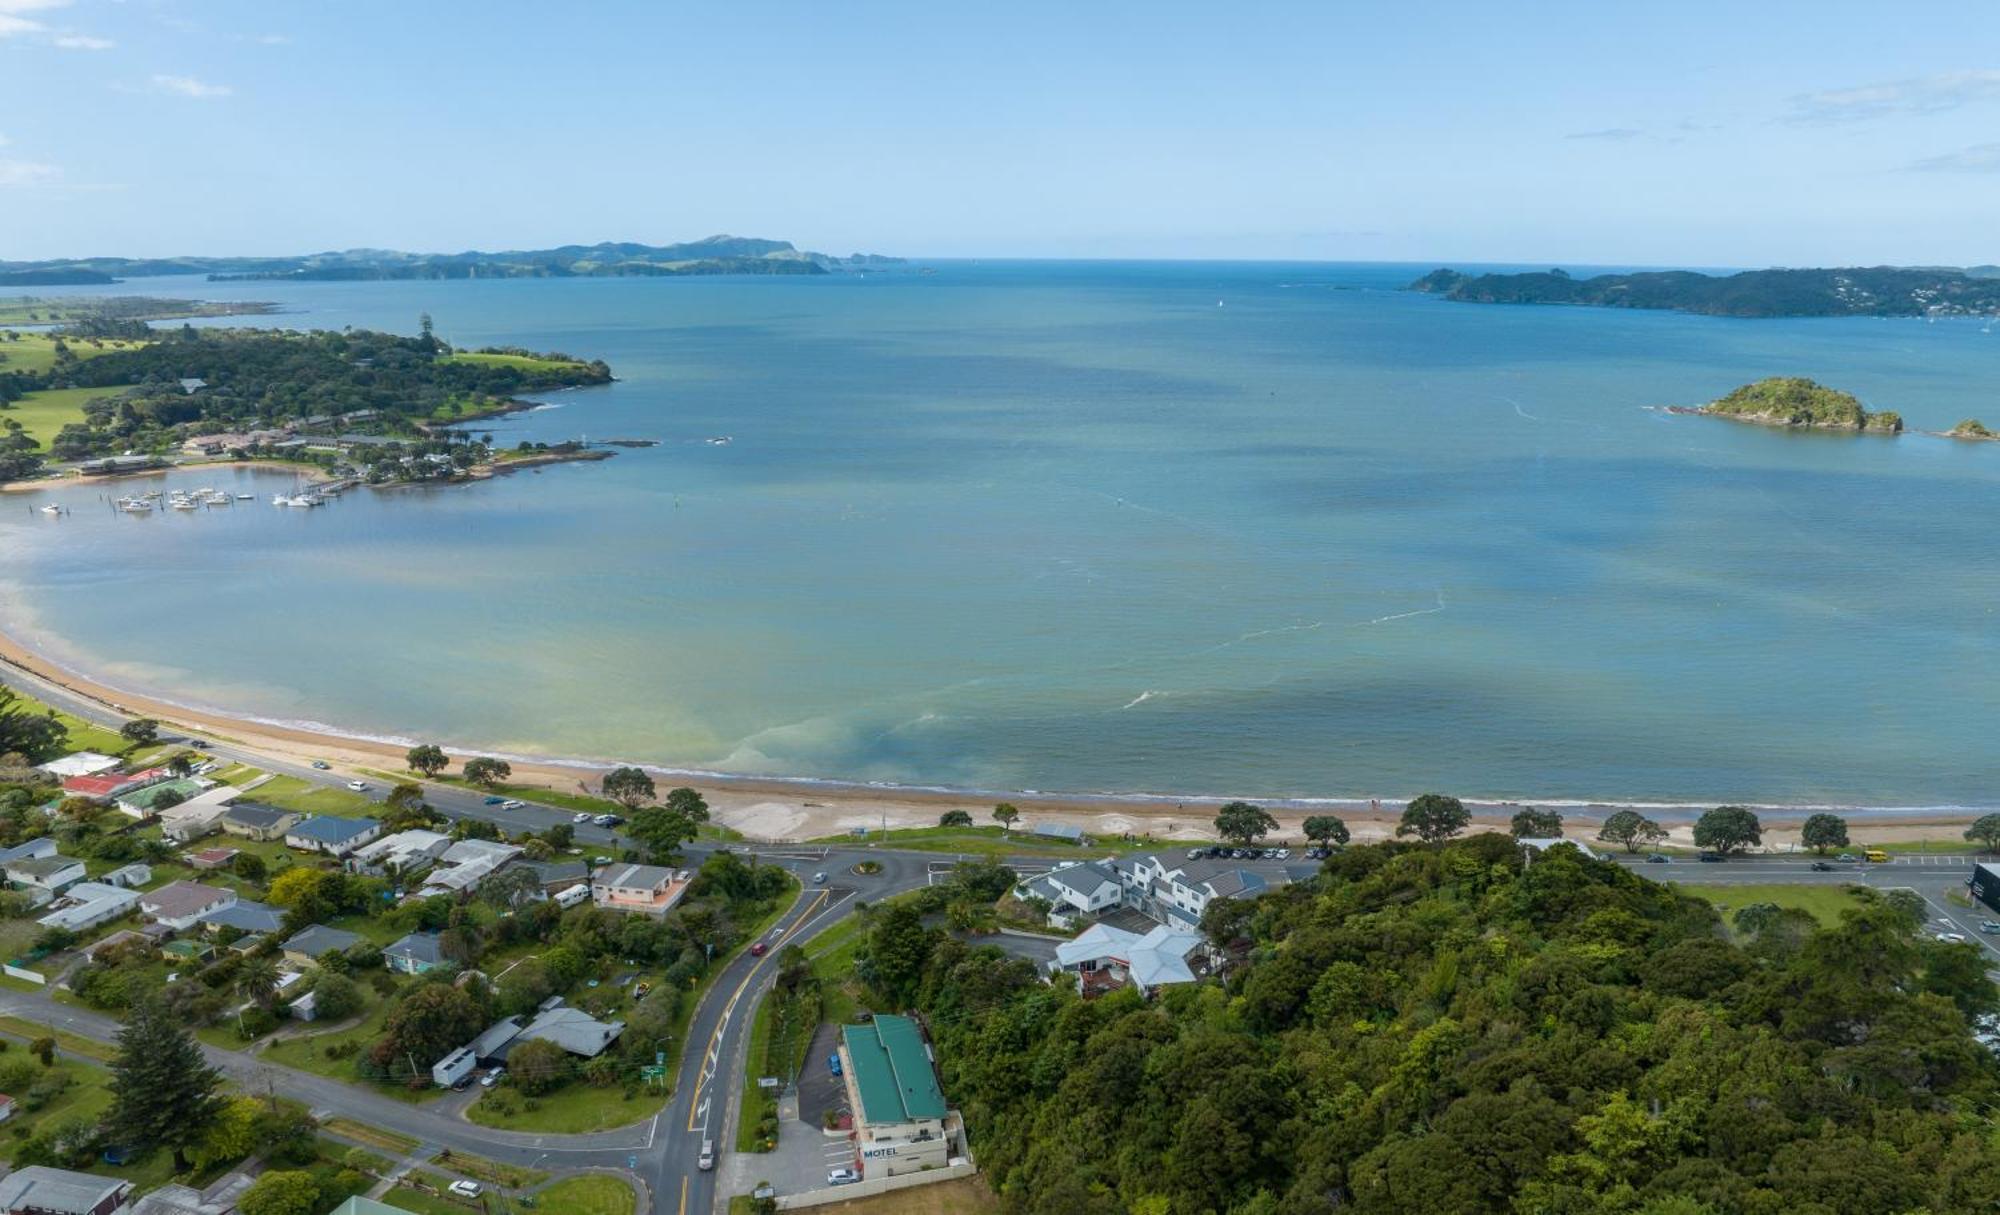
xmin=685 ymin=888 xmax=832 ymax=1132
xmin=677 ymin=1175 xmax=687 ymax=1215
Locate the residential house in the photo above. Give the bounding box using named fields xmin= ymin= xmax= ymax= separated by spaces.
xmin=838 ymin=1014 xmax=963 ymax=1180
xmin=128 ymin=1183 xmax=231 ymax=1215
xmin=34 ymin=752 xmax=119 ymax=779
xmin=114 ymin=779 xmax=208 ymax=820
xmin=61 ymin=769 xmax=168 ymax=804
xmin=140 ymin=881 xmax=236 ymax=931
xmin=219 ymin=803 xmax=299 ymax=842
xmin=467 ymin=1015 xmax=526 ymax=1065
xmin=100 ymin=863 xmax=151 ymax=889
xmin=199 ymin=900 xmax=284 ymax=936
xmin=514 ymin=1005 xmax=624 ymax=1057
xmin=1013 ymin=860 xmax=1124 ymax=928
xmin=329 ymin=1198 xmax=416 ymax=1215
xmin=1113 ymin=853 xmax=1285 ymax=931
xmin=351 ymin=829 xmax=451 ymax=873
xmin=1053 ymin=921 xmax=1208 ymax=996
xmin=385 ymin=931 xmax=445 ymax=975
xmin=281 ymin=924 xmax=362 ymax=967
xmin=36 ymin=881 xmax=142 ymax=934
xmin=154 ymin=785 xmax=244 ymax=843
xmin=513 ymin=858 xmax=590 ymax=891
xmin=0 ymin=1165 xmax=134 ymax=1215
xmin=5 ymin=854 xmax=86 ymax=898
xmin=0 ymin=840 xmax=56 ymax=866
xmin=420 ymin=839 xmax=521 ymax=894
xmin=187 ymin=847 xmax=240 ymax=871
xmin=284 ymin=816 xmax=382 ymax=857
xmin=589 ymin=863 xmax=688 ymax=915
xmin=0 ymin=1094 xmax=13 ymax=1123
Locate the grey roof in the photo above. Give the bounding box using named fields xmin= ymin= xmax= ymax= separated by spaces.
xmin=282 ymin=924 xmax=362 ymax=957
xmin=1018 ymin=874 xmax=1066 ymax=903
xmin=201 ymin=900 xmax=284 ymax=934
xmin=1045 ymin=861 xmax=1120 ymax=898
xmin=0 ymin=839 xmax=56 ymax=864
xmin=1032 ymin=821 xmax=1084 ymax=840
xmin=386 ymin=931 xmax=444 ymax=966
xmin=594 ymin=863 xmax=675 ymax=890
xmin=469 ymin=1015 xmax=525 ymax=1060
xmin=5 ymin=855 xmax=81 ymax=878
xmin=287 ymin=815 xmax=379 ymax=843
xmin=0 ymin=1166 xmax=132 ymax=1215
xmin=517 ymin=859 xmax=589 ymax=886
xmin=516 ymin=1006 xmax=624 ymax=1057
xmin=141 ymin=880 xmax=231 ymax=919
xmin=223 ymin=803 xmax=294 ymax=829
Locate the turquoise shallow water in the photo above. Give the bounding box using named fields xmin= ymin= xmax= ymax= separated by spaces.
xmin=5 ymin=262 xmax=2000 ymax=805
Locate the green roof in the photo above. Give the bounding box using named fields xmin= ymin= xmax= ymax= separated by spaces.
xmin=842 ymin=1014 xmax=945 ymax=1124
xmin=121 ymin=779 xmax=204 ymax=809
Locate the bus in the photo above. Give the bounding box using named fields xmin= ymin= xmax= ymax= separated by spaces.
xmin=1864 ymin=848 xmax=1889 ymax=863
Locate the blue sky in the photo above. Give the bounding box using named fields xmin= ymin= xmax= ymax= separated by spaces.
xmin=4 ymin=0 xmax=2000 ymax=265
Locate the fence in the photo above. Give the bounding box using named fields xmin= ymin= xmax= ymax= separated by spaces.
xmin=775 ymin=1161 xmax=979 ymax=1210
xmin=2 ymin=963 xmax=46 ymax=986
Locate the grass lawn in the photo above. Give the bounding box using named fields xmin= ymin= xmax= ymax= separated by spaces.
xmin=248 ymin=774 xmax=379 ymax=817
xmin=0 ymin=333 xmax=146 ymax=374
xmin=257 ymin=985 xmax=440 ymax=1103
xmin=736 ymin=977 xmax=819 ymax=1151
xmin=1678 ymin=883 xmax=1869 ymax=929
xmin=430 ymin=1149 xmax=548 ymax=1190
xmin=322 ymin=1117 xmax=419 ymax=1155
xmin=444 ymin=352 xmax=592 ymax=373
xmin=1 ymin=385 xmax=133 ymax=450
xmin=389 ymin=1176 xmax=479 ymax=1215
xmin=810 ymin=825 xmax=1113 ymax=860
xmin=361 ymin=769 xmax=741 ymax=841
xmin=536 ymin=1175 xmax=636 ymax=1215
xmin=0 ymin=1015 xmax=117 ymax=1061
xmin=3 ymin=685 xmax=135 ymax=758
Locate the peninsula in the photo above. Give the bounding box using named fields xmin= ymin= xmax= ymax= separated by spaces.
xmin=0 ymin=235 xmax=903 ymax=285
xmin=1691 ymin=377 xmax=1902 ymax=433
xmin=1410 ymin=264 xmax=2000 ymax=318
xmin=0 ymin=319 xmax=612 ymax=485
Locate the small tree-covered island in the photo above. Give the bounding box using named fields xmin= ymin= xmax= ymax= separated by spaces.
xmin=1692 ymin=377 xmax=1902 ymax=434
xmin=1410 ymin=264 xmax=2000 ymax=318
xmin=0 ymin=312 xmax=613 ymax=486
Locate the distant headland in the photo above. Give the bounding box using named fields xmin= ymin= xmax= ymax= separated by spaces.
xmin=0 ymin=234 xmax=904 ymax=286
xmin=1410 ymin=265 xmax=2000 ymax=319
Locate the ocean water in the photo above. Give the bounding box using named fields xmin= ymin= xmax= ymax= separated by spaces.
xmin=5 ymin=261 xmax=2000 ymax=806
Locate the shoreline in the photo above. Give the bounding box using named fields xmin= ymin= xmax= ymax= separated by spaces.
xmin=0 ymin=617 xmax=1990 ymax=849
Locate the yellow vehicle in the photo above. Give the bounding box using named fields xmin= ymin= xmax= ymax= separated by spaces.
xmin=1864 ymin=848 xmax=1890 ymax=863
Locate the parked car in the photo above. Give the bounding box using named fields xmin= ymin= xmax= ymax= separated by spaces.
xmin=697 ymin=1139 xmax=715 ymax=1171
xmin=828 ymin=1168 xmax=859 ymax=1186
xmin=573 ymin=812 xmax=592 ymax=824
xmin=501 ymin=799 xmax=524 ymax=809
xmin=451 ymin=1076 xmax=472 ymax=1091
xmin=1274 ymin=848 xmax=1291 ymax=860
xmin=311 ymin=760 xmax=331 ymax=770
xmin=1981 ymin=920 xmax=2000 ymax=934
xmin=1186 ymin=849 xmax=1205 ymax=861
xmin=483 ymin=796 xmax=504 ymax=805
xmin=1645 ymin=854 xmax=1670 ymax=864
xmin=481 ymin=1068 xmax=505 ymax=1088
xmin=1835 ymin=853 xmax=1858 ymax=863
xmin=592 ymin=813 xmax=621 ymax=827
xmin=190 ymin=739 xmax=211 ymax=749
xmin=1937 ymin=932 xmax=1969 ymax=944
xmin=448 ymin=1182 xmax=482 ymax=1199
xmin=1810 ymin=861 xmax=1835 ymax=871
xmin=345 ymin=780 xmax=367 ymax=792
xmin=828 ymin=1053 xmax=842 ymax=1077
xmin=1697 ymin=852 xmax=1724 ymax=862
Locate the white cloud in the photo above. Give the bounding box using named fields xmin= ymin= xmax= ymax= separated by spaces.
xmin=0 ymin=159 xmax=60 ymax=187
xmin=1907 ymin=142 xmax=2000 ymax=173
xmin=152 ymin=73 xmax=231 ymax=98
xmin=0 ymin=14 xmax=43 ymax=36
xmin=1788 ymin=69 xmax=2000 ymax=124
xmin=52 ymin=33 xmax=111 ymax=48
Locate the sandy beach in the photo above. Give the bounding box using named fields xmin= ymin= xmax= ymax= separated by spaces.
xmin=0 ymin=617 xmax=1988 ymax=851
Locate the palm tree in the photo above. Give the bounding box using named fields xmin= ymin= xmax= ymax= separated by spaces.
xmin=236 ymin=957 xmax=281 ymax=1010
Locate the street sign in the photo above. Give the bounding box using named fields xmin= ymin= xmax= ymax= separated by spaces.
xmin=656 ymin=1051 xmax=665 ymax=1066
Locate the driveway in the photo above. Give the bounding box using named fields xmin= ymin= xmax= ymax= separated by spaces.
xmin=795 ymin=1023 xmax=847 ymax=1131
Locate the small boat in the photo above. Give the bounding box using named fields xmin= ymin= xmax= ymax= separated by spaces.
xmin=236 ymin=493 xmax=254 ymax=500
xmin=39 ymin=504 xmax=61 ymax=516
xmin=172 ymin=499 xmax=201 ymax=511
xmin=705 ymin=436 xmax=733 ymax=446
xmin=120 ymin=500 xmax=152 ymax=514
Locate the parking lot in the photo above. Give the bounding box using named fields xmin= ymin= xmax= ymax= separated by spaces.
xmin=724 ymin=1023 xmax=857 ymax=1200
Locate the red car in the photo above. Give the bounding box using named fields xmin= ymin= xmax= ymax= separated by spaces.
xmin=750 ymin=942 xmax=767 ymax=957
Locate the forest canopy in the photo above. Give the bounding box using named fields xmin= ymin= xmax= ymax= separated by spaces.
xmin=893 ymin=836 xmax=2000 ymax=1215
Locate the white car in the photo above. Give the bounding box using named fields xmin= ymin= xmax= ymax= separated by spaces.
xmin=345 ymin=780 xmax=367 ymax=791
xmin=480 ymin=1067 xmax=505 ymax=1087
xmin=574 ymin=812 xmax=592 ymax=824
xmin=1937 ymin=932 xmax=1969 ymax=943
xmin=447 ymin=1182 xmax=481 ymax=1200
xmin=827 ymin=1168 xmax=859 ymax=1186
xmin=501 ymin=799 xmax=524 ymax=809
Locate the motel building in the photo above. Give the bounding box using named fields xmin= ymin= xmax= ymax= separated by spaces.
xmin=837 ymin=1014 xmax=967 ymax=1180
